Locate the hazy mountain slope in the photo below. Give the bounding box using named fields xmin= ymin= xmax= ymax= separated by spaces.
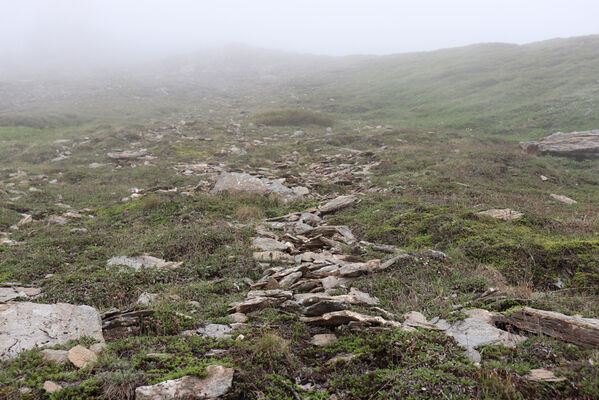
xmin=1 ymin=36 xmax=598 ymax=139
xmin=288 ymin=35 xmax=599 ymax=139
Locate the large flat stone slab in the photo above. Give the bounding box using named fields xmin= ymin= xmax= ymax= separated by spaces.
xmin=520 ymin=130 xmax=599 ymax=159
xmin=0 ymin=302 xmax=104 ymax=360
xmin=135 ymin=365 xmax=234 ymax=400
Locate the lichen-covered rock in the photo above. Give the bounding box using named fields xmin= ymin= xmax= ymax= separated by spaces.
xmin=520 ymin=130 xmax=599 ymax=159
xmin=0 ymin=302 xmax=104 ymax=360
xmin=135 ymin=365 xmax=234 ymax=400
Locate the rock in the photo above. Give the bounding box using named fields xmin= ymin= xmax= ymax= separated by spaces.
xmin=211 ymin=172 xmax=299 ymax=199
xmin=16 ymin=214 xmax=32 ymax=227
xmin=304 ymin=300 xmax=350 ymax=317
xmin=89 ymin=163 xmax=105 ymax=168
xmin=0 ymin=302 xmax=104 ymax=360
xmin=293 ymin=186 xmax=310 ymax=197
xmin=137 ymin=292 xmax=158 ymax=306
xmin=90 ymin=342 xmax=107 ymax=354
xmin=299 ymin=212 xmax=321 ymax=226
xmin=338 ymin=261 xmax=379 ymax=277
xmin=278 ymin=271 xmax=303 ymax=288
xmin=520 ymin=130 xmax=599 ymax=159
xmin=321 ymin=276 xmax=351 ymax=291
xmin=325 ymin=353 xmax=359 ymax=366
xmin=476 ymin=208 xmax=523 ymax=221
xmin=252 ymin=237 xmax=290 ymax=252
xmin=68 ymin=345 xmax=98 ymax=368
xmin=301 ymin=310 xmax=401 ymax=328
xmin=107 ymin=149 xmax=147 ymax=160
xmin=311 ymin=333 xmax=337 ymax=346
xmin=421 ymin=249 xmax=448 ymax=261
xmin=503 ymin=307 xmax=599 ymax=349
xmin=402 ymin=311 xmax=445 ymax=330
xmin=41 ymin=349 xmax=69 ymax=364
xmin=48 ymin=215 xmax=68 ymax=225
xmin=197 ymin=324 xmax=232 ymax=339
xmin=550 ymin=194 xmax=577 ymax=204
xmin=107 ymin=255 xmax=182 ymax=270
xmin=346 ymin=287 xmax=379 ymax=305
xmin=252 ymin=276 xmax=280 ymax=290
xmin=135 ymin=365 xmax=234 ymax=400
xmin=443 ymin=309 xmax=526 ymax=363
xmin=525 ymin=368 xmax=566 ymax=382
xmin=0 ymin=283 xmax=41 ymax=303
xmin=43 ymin=381 xmax=62 ymax=393
xmin=318 ymin=195 xmax=357 ymax=214
xmin=101 ymin=308 xmax=154 ymax=340
xmin=252 ymin=251 xmax=294 ymax=263
xmin=230 ymin=313 xmax=248 ymax=323
xmin=234 ymin=297 xmax=273 ymax=314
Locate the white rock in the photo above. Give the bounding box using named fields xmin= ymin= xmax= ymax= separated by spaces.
xmin=550 ymin=194 xmax=577 ymax=204
xmin=135 ymin=365 xmax=234 ymax=400
xmin=0 ymin=302 xmax=104 ymax=360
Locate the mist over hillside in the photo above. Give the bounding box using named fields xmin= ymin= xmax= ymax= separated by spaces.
xmin=2 ymin=35 xmax=599 ymax=138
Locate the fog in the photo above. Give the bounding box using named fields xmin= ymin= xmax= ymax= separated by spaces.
xmin=1 ymin=0 xmax=598 ymax=76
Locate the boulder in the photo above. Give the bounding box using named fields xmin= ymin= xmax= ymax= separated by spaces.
xmin=252 ymin=237 xmax=290 ymax=252
xmin=444 ymin=309 xmax=526 ymax=363
xmin=137 ymin=292 xmax=158 ymax=306
xmin=301 ymin=310 xmax=401 ymax=328
xmin=520 ymin=130 xmax=599 ymax=159
xmin=311 ymin=333 xmax=337 ymax=346
xmin=503 ymin=307 xmax=599 ymax=349
xmin=0 ymin=283 xmax=41 ymax=303
xmin=525 ymin=368 xmax=566 ymax=382
xmin=43 ymin=381 xmax=62 ymax=393
xmin=135 ymin=365 xmax=234 ymax=400
xmin=304 ymin=300 xmax=350 ymax=317
xmin=197 ymin=324 xmax=232 ymax=339
xmin=40 ymin=349 xmax=69 ymax=364
xmin=68 ymin=345 xmax=97 ymax=368
xmin=211 ymin=172 xmax=300 ymax=200
xmin=476 ymin=208 xmax=523 ymax=221
xmin=107 ymin=255 xmax=182 ymax=270
xmin=319 ymin=195 xmax=357 ymax=214
xmin=0 ymin=302 xmax=104 ymax=360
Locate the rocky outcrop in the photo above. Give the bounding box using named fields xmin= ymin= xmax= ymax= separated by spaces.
xmin=211 ymin=172 xmax=307 ymax=200
xmin=135 ymin=365 xmax=234 ymax=400
xmin=101 ymin=308 xmax=154 ymax=340
xmin=107 ymin=255 xmax=183 ymax=270
xmin=476 ymin=208 xmax=523 ymax=221
xmin=0 ymin=283 xmax=41 ymax=303
xmin=0 ymin=302 xmax=104 ymax=360
xmin=520 ymin=130 xmax=599 ymax=159
xmin=503 ymin=307 xmax=599 ymax=349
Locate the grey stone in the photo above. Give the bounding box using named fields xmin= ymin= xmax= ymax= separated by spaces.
xmin=0 ymin=302 xmax=104 ymax=360
xmin=197 ymin=324 xmax=232 ymax=339
xmin=40 ymin=349 xmax=69 ymax=364
xmin=135 ymin=365 xmax=234 ymax=399
xmin=107 ymin=255 xmax=182 ymax=270
xmin=311 ymin=333 xmax=337 ymax=346
xmin=319 ymin=195 xmax=357 ymax=214
xmin=443 ymin=309 xmax=526 ymax=364
xmin=520 ymin=130 xmax=599 ymax=159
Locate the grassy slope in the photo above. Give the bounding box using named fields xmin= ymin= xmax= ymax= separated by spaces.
xmin=1 ymin=37 xmax=599 ymax=399
xmin=287 ymin=36 xmax=599 ymax=139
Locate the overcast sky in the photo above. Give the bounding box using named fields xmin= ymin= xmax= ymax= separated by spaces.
xmin=1 ymin=0 xmax=598 ymax=70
